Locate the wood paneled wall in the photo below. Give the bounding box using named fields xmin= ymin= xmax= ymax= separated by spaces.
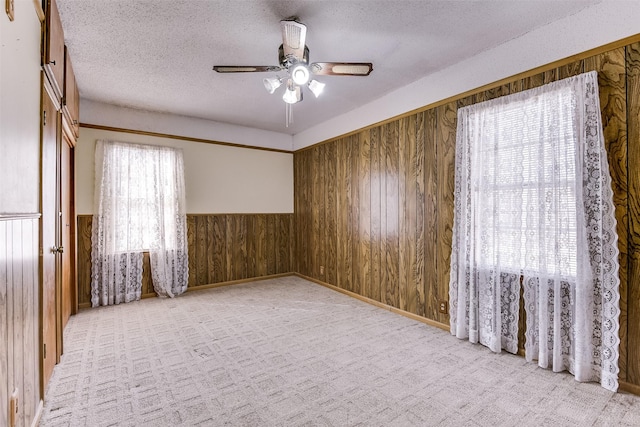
xmin=0 ymin=216 xmax=41 ymax=427
xmin=294 ymin=41 xmax=640 ymax=389
xmin=76 ymin=213 xmax=294 ymax=307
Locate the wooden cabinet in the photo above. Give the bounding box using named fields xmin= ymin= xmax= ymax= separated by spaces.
xmin=37 ymin=0 xmax=79 ymax=405
xmin=63 ymin=46 xmax=79 ymax=139
xmin=43 ymin=0 xmax=65 ymax=99
xmin=41 ymin=0 xmax=80 ymax=396
xmin=41 ymin=71 xmax=77 ymax=393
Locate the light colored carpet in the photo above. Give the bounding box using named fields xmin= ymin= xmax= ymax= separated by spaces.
xmin=41 ymin=276 xmax=640 ymax=426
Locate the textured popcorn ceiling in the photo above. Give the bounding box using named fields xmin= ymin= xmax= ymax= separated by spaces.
xmin=56 ymin=0 xmax=598 ymax=135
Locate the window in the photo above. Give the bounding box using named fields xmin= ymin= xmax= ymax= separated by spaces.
xmin=473 ymin=86 xmax=577 ymax=277
xmin=91 ymin=140 xmax=189 ymax=306
xmin=450 ymin=71 xmax=621 ymax=391
xmin=106 ymin=143 xmax=184 ymax=252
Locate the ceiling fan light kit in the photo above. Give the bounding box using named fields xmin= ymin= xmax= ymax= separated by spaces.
xmin=213 ymin=18 xmax=373 ymax=127
xmin=307 ymin=79 xmax=325 ymax=98
xmin=283 ymin=82 xmax=301 ymax=104
xmin=263 ymin=76 xmax=283 ymax=94
xmin=290 ymin=64 xmax=310 ymax=85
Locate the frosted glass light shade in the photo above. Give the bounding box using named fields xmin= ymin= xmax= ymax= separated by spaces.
xmin=308 ymin=79 xmax=325 ymax=97
xmin=263 ymin=77 xmax=282 ymax=94
xmin=291 ymin=64 xmax=310 ymax=85
xmin=283 ymin=85 xmax=301 ymax=104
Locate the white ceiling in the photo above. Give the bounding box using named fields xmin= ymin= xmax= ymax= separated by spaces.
xmin=56 ymin=0 xmax=599 ymax=135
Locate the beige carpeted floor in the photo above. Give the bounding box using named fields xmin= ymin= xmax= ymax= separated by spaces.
xmin=40 ymin=276 xmax=640 ymax=426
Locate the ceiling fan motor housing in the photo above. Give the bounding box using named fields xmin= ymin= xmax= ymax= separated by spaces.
xmin=279 ymin=44 xmax=309 ymax=69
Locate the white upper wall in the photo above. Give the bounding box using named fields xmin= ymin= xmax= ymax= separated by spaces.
xmin=76 ymin=127 xmax=293 ymax=215
xmin=293 ymin=0 xmax=640 ymax=149
xmin=81 ymin=99 xmax=294 ymax=151
xmin=0 ymin=0 xmax=42 ymax=214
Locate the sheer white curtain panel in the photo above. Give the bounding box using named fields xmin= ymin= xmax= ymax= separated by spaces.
xmin=91 ymin=140 xmax=189 ymax=307
xmin=449 ymin=71 xmax=621 ymax=391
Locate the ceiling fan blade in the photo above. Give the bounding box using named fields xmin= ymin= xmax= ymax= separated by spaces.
xmin=280 ymin=19 xmax=307 ymax=61
xmin=310 ymin=62 xmax=373 ymax=76
xmin=213 ymin=65 xmax=282 ymax=73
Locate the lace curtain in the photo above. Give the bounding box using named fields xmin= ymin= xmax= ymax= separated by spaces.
xmin=91 ymin=140 xmax=189 ymax=306
xmin=449 ymin=71 xmax=621 ymax=391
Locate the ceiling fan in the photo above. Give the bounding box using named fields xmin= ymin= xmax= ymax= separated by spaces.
xmin=213 ymin=18 xmax=373 ymax=126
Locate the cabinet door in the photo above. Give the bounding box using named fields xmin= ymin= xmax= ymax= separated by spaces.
xmin=63 ymin=46 xmax=79 ymax=139
xmin=44 ymin=0 xmax=65 ymax=99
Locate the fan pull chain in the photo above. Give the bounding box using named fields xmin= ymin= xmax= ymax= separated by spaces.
xmin=285 ymin=103 xmax=293 ymax=127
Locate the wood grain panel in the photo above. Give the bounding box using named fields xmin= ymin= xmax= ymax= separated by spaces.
xmin=311 ymin=147 xmax=323 ymax=279
xmin=294 ymin=155 xmax=302 ymax=274
xmin=255 ymin=214 xmax=267 ymax=277
xmin=378 ymin=127 xmax=387 ymax=301
xmin=399 ymin=115 xmax=419 ymax=314
xmin=317 ymin=144 xmax=327 ymax=280
xmin=543 ymin=67 xmax=558 ymax=84
xmin=211 ymin=215 xmax=226 ymax=283
xmin=141 ymin=252 xmax=153 ymax=295
xmin=206 ymin=216 xmax=216 ymax=283
xmin=527 ymin=72 xmax=545 ymax=91
xmin=369 ymin=127 xmax=382 ymax=303
xmin=424 ymin=109 xmax=438 ymax=320
xmin=342 ymin=136 xmax=353 ymax=293
xmin=339 ymin=137 xmax=354 ymax=292
xmin=186 ymin=215 xmax=196 ymax=287
xmin=435 ymin=102 xmax=457 ymax=324
xmin=626 ymin=42 xmax=640 ymax=385
xmin=415 ymin=112 xmax=427 ymax=317
xmin=558 ymin=59 xmax=584 ymax=79
xmin=276 ymin=214 xmax=288 ymax=274
xmin=398 ymin=117 xmax=409 ymax=311
xmin=350 ymin=135 xmax=361 ymax=295
xmin=335 ymin=139 xmax=346 ymax=290
xmin=297 ymin=151 xmax=305 ymax=276
xmin=246 ymin=215 xmax=256 ymax=277
xmin=77 ymin=215 xmax=93 ymax=303
xmin=358 ymin=131 xmax=372 ymax=299
xmin=325 ymin=142 xmax=338 ymax=285
xmin=384 ymin=121 xmax=399 ymax=307
xmin=266 ymin=214 xmax=278 ymax=275
xmin=77 ymin=213 xmax=294 ymax=307
xmin=234 ymin=215 xmax=249 ymax=280
xmin=302 ymin=150 xmax=313 ymax=277
xmin=406 ymin=114 xmax=419 ymax=315
xmin=195 ymin=215 xmax=208 ymax=284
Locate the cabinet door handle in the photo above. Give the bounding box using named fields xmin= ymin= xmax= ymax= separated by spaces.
xmin=50 ymin=60 xmax=56 ymax=65
xmin=50 ymin=246 xmax=64 ymax=254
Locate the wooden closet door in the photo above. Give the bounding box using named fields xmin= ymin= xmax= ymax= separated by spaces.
xmin=41 ymin=82 xmax=59 ymax=390
xmin=60 ymin=134 xmax=75 ymax=333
